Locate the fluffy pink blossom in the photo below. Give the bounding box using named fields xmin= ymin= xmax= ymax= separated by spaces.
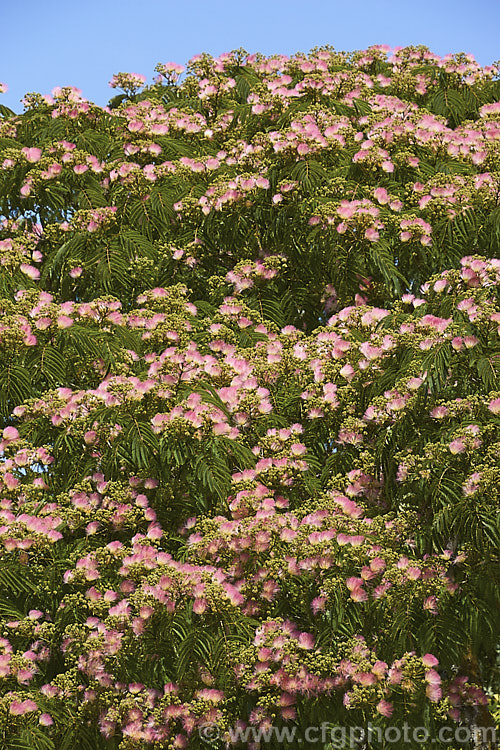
xmin=2 ymin=426 xmax=19 ymax=441
xmin=22 ymin=147 xmax=42 ymax=163
xmin=20 ymin=264 xmax=40 ymax=280
xmin=57 ymin=315 xmax=74 ymax=328
xmin=487 ymin=397 xmax=500 ymax=414
xmin=9 ymin=699 xmax=37 ymax=715
xmin=449 ymin=439 xmax=466 ymax=454
xmin=376 ymin=699 xmax=393 ymax=717
xmin=422 ymin=653 xmax=439 ymax=668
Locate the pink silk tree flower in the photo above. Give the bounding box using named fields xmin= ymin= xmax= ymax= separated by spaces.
xmin=376 ymin=699 xmax=394 ymax=717
xmin=22 ymin=147 xmax=42 ymax=162
xmin=20 ymin=264 xmax=40 ymax=280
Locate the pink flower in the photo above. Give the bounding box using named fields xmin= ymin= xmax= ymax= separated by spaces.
xmin=213 ymin=422 xmax=230 ymax=436
xmin=109 ymin=600 xmax=131 ymax=618
xmin=2 ymin=426 xmax=19 ymax=441
xmin=128 ymin=120 xmax=144 ymax=133
xmin=407 ymin=377 xmax=423 ymax=390
xmin=57 ymin=315 xmax=74 ymax=328
xmin=418 ymin=314 xmax=451 ymax=332
xmin=422 ymin=653 xmax=439 ymax=668
xmin=311 ymin=596 xmax=327 ymax=613
xmin=487 ymin=397 xmax=500 ymax=414
xmin=372 ymin=660 xmax=388 ymax=678
xmin=339 ymin=364 xmax=355 ymax=381
xmin=430 ymin=406 xmax=448 ymax=419
xmin=39 ymin=713 xmax=54 ymax=726
xmin=425 ymin=668 xmax=441 ymax=685
xmin=350 ymin=587 xmax=368 ymax=602
xmin=20 ymin=264 xmax=40 ymax=280
xmin=423 ymin=595 xmax=438 ymax=614
xmin=346 ymin=577 xmax=364 ymax=591
xmin=364 ymin=227 xmax=380 ymax=242
xmin=298 ymin=632 xmax=315 ymax=649
xmin=406 ymin=566 xmax=421 ymax=580
xmin=464 ymin=335 xmax=479 ymax=348
xmin=193 ymin=598 xmax=208 ymax=614
xmin=449 ymin=439 xmax=465 ymax=454
xmin=433 ymin=279 xmax=448 ymax=292
xmin=22 ymin=147 xmax=42 ymax=163
xmin=388 ymin=667 xmax=403 ymax=685
xmin=357 ymin=671 xmax=377 ymax=686
xmin=370 ymin=557 xmax=386 ymax=573
xmin=4 ymin=473 xmax=18 ymax=490
xmin=196 ymin=688 xmax=225 ymax=703
xmin=10 ymin=699 xmax=37 ymax=715
xmin=376 ymin=699 xmax=393 ymax=717
xmin=373 ymin=187 xmax=389 ymax=204
xmin=426 ymin=684 xmax=442 ymax=701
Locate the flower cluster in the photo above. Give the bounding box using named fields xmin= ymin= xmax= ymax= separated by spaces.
xmin=0 ymin=44 xmax=498 ymax=748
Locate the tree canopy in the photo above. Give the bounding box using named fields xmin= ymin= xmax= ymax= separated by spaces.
xmin=0 ymin=45 xmax=499 ymax=749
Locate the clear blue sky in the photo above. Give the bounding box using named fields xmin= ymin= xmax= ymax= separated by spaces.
xmin=1 ymin=0 xmax=499 ymax=112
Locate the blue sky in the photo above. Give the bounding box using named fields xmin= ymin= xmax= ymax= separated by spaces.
xmin=1 ymin=0 xmax=499 ymax=112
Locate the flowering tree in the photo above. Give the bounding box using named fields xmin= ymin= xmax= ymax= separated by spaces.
xmin=0 ymin=45 xmax=499 ymax=749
